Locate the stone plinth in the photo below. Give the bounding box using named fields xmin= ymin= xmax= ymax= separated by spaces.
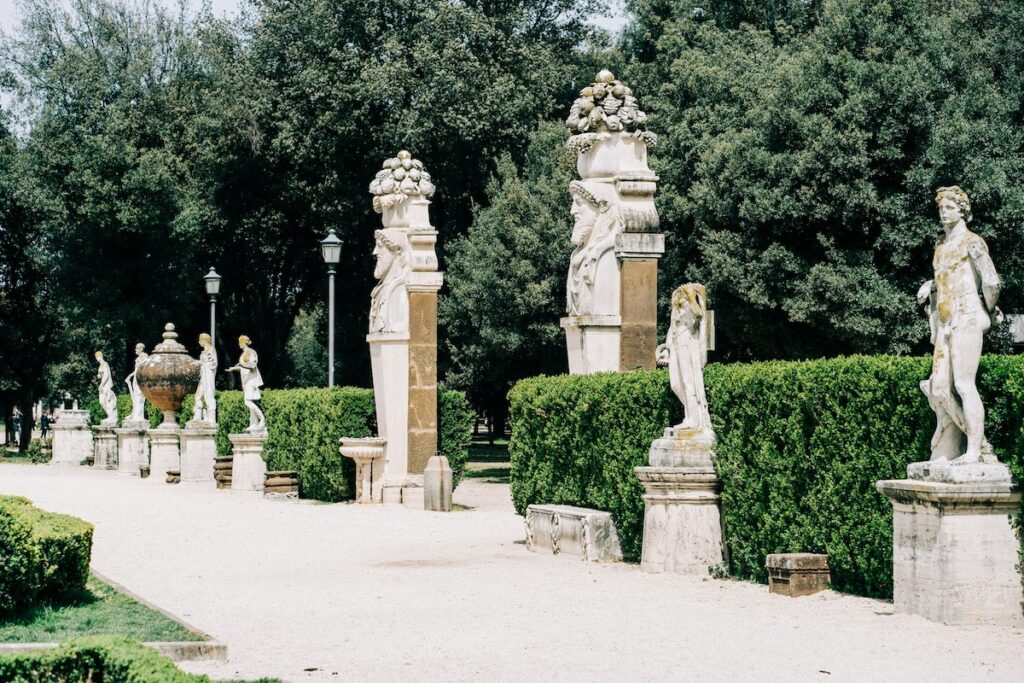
xmin=423 ymin=454 xmax=452 ymax=512
xmin=50 ymin=410 xmax=92 ymax=466
xmin=635 ymin=428 xmax=723 ymax=575
xmin=340 ymin=437 xmax=385 ymax=503
xmin=115 ymin=426 xmax=148 ymax=476
xmin=766 ymin=553 xmax=831 ymax=597
xmin=561 ymin=315 xmax=622 ymax=375
xmin=525 ymin=504 xmax=624 ymax=562
xmin=229 ymin=433 xmax=267 ymax=493
xmin=877 ymin=478 xmax=1023 ymax=625
xmin=91 ymin=428 xmax=118 ymax=470
xmin=180 ymin=424 xmax=217 ymax=483
xmin=148 ymin=427 xmax=181 ymax=483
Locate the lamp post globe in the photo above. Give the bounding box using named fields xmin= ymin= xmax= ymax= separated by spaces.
xmin=320 ymin=230 xmax=344 ymax=387
xmin=204 ymin=267 xmax=221 ymax=348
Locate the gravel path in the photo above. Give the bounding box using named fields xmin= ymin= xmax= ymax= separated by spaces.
xmin=1 ymin=463 xmax=1021 ymax=682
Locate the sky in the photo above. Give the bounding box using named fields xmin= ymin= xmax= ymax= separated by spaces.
xmin=0 ymin=0 xmax=626 ymax=37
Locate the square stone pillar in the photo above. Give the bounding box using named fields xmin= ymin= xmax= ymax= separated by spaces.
xmin=408 ymin=290 xmax=438 ymax=476
xmin=877 ymin=478 xmax=1023 ymax=625
xmin=50 ymin=409 xmax=92 ymax=466
xmin=180 ymin=424 xmax=218 ymax=483
xmin=148 ymin=427 xmax=180 ymax=483
xmin=115 ymin=425 xmax=148 ymax=476
xmin=229 ymin=433 xmax=267 ymax=493
xmin=91 ymin=428 xmax=118 ymax=470
xmin=616 ymin=233 xmax=665 ymax=372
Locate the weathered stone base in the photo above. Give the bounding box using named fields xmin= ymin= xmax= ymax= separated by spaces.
xmin=766 ymin=553 xmax=831 ymax=597
xmin=180 ymin=426 xmax=217 ymax=483
xmin=92 ymin=428 xmax=118 ymax=470
xmin=51 ymin=411 xmax=92 ymax=466
xmin=525 ymin=504 xmax=624 ymax=562
xmin=229 ymin=433 xmax=267 ymax=493
xmin=116 ymin=427 xmax=148 ymax=476
xmin=340 ymin=437 xmax=385 ymax=503
xmin=423 ymin=454 xmax=452 ymax=512
xmin=877 ymin=478 xmax=1023 ymax=625
xmin=561 ymin=315 xmax=621 ymax=375
xmin=907 ymin=459 xmax=1012 ymax=485
xmin=147 ymin=428 xmax=180 ymax=483
xmin=635 ymin=466 xmax=723 ymax=574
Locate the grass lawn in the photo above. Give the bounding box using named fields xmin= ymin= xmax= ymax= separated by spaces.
xmin=0 ymin=574 xmax=204 ymax=644
xmin=1 ymin=447 xmax=29 ymax=464
xmin=468 ymin=437 xmax=509 ymax=462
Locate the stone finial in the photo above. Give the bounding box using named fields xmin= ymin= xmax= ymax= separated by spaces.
xmin=369 ymin=150 xmax=435 ymax=214
xmin=565 ymin=71 xmax=657 ymax=155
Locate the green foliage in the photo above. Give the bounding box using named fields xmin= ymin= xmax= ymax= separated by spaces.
xmin=85 ymin=394 xmax=161 ymax=428
xmin=212 ymin=387 xmax=474 ymax=501
xmin=509 ymin=356 xmax=1024 ymax=597
xmin=0 ymin=497 xmax=93 ymax=615
xmin=0 ymin=635 xmax=208 ymax=682
xmin=283 ymin=307 xmax=331 ymax=388
xmin=440 ymin=121 xmax=575 ymax=422
xmin=622 ymin=0 xmax=1024 ymax=361
xmin=0 ymin=574 xmax=201 ymax=644
xmin=26 ymin=438 xmax=51 ymax=464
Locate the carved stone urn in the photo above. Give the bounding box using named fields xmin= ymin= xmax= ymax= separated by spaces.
xmin=138 ymin=323 xmax=200 ymax=429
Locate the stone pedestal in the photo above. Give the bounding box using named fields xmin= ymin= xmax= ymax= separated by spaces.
xmin=423 ymin=454 xmax=452 ymax=512
xmin=634 ymin=428 xmax=724 ymax=574
xmin=148 ymin=427 xmax=181 ymax=483
xmin=229 ymin=433 xmax=267 ymax=493
xmin=877 ymin=475 xmax=1023 ymax=625
xmin=91 ymin=428 xmax=118 ymax=470
xmin=180 ymin=424 xmax=217 ymax=483
xmin=766 ymin=553 xmax=831 ymax=597
xmin=50 ymin=410 xmax=92 ymax=466
xmin=340 ymin=437 xmax=386 ymax=503
xmin=115 ymin=425 xmax=148 ymax=476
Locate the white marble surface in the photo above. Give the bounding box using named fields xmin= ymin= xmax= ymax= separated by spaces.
xmin=50 ymin=412 xmax=92 ymax=466
xmin=525 ymin=504 xmax=623 ymax=562
xmin=115 ymin=427 xmax=148 ymax=477
xmin=658 ymin=283 xmax=712 ymax=432
xmin=92 ymin=428 xmax=118 ymax=470
xmin=180 ymin=427 xmax=217 ymax=483
xmin=148 ymin=428 xmax=180 ymax=482
xmin=229 ymin=433 xmax=267 ymax=493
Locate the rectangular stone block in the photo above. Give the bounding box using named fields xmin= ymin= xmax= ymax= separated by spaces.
xmin=766 ymin=553 xmax=831 ymax=597
xmin=525 ymin=505 xmax=623 ymax=562
xmin=877 ymin=479 xmax=1023 ymax=625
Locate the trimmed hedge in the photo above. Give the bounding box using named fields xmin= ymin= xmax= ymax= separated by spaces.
xmin=0 ymin=635 xmax=208 ymax=682
xmin=509 ymin=355 xmax=1024 ymax=598
xmin=0 ymin=497 xmax=93 ymax=615
xmin=86 ymin=387 xmax=474 ymax=502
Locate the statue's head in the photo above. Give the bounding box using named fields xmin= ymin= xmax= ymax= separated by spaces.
xmin=94 ymin=351 xmax=103 ymax=362
xmin=134 ymin=343 xmax=145 ymax=355
xmin=671 ymin=283 xmax=707 ymax=328
xmin=238 ymin=335 xmax=251 ymax=349
xmin=569 ymin=180 xmax=619 ymax=247
xmin=935 ymin=186 xmax=972 ymax=228
xmin=372 ymin=229 xmax=405 ymax=280
xmin=198 ymin=333 xmax=212 ymax=348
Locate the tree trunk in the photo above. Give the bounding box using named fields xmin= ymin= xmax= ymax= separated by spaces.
xmin=17 ymin=390 xmax=34 ymax=452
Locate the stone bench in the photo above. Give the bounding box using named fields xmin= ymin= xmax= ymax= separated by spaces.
xmin=766 ymin=553 xmax=830 ymax=597
xmin=525 ymin=504 xmax=623 ymax=562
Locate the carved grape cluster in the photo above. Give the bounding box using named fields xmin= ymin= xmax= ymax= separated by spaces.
xmin=565 ymin=70 xmax=651 ymax=136
xmin=369 ymin=150 xmax=435 ymax=212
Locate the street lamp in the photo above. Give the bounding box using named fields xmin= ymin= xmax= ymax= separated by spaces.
xmin=320 ymin=229 xmax=343 ymax=387
xmin=204 ymin=267 xmax=222 ymax=348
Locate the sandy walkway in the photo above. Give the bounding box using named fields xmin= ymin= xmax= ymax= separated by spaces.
xmin=1 ymin=463 xmax=1021 ymax=682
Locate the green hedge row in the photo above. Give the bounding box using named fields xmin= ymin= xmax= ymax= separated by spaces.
xmin=0 ymin=497 xmax=93 ymax=615
xmin=0 ymin=635 xmax=208 ymax=682
xmin=509 ymin=356 xmax=1024 ymax=598
xmin=88 ymin=387 xmax=474 ymax=502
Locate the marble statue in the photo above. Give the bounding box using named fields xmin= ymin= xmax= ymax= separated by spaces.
xmin=95 ymin=351 xmax=118 ymax=427
xmin=124 ymin=343 xmax=148 ymax=424
xmin=228 ymin=335 xmax=266 ymax=433
xmin=567 ymin=180 xmax=623 ymax=316
xmin=917 ymin=185 xmax=1001 ymax=464
xmin=657 ymin=283 xmax=712 ymax=433
xmin=368 ymin=228 xmax=409 ymax=334
xmin=193 ymin=333 xmax=217 ymax=424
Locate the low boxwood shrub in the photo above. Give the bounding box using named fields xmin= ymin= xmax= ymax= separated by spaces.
xmin=0 ymin=497 xmax=93 ymax=615
xmin=509 ymin=355 xmax=1024 ymax=598
xmin=0 ymin=635 xmax=208 ymax=682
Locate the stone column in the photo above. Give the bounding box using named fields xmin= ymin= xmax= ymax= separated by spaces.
xmin=147 ymin=426 xmax=180 ymax=483
xmin=229 ymin=433 xmax=267 ymax=493
xmin=180 ymin=424 xmax=217 ymax=483
xmin=878 ymin=465 xmax=1023 ymax=625
xmin=635 ymin=429 xmax=724 ymax=574
xmin=115 ymin=423 xmax=148 ymax=476
xmin=91 ymin=427 xmax=118 ymax=470
xmin=562 ymin=71 xmax=663 ymax=375
xmin=345 ymin=151 xmax=447 ymax=509
xmin=50 ymin=409 xmax=92 ymax=466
